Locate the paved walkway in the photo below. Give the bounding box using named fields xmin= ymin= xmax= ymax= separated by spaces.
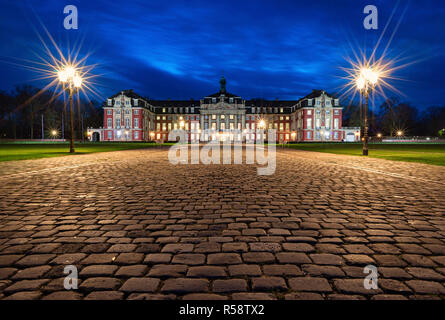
xmin=0 ymin=147 xmax=444 ymax=300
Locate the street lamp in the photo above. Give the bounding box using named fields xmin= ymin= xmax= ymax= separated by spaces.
xmin=356 ymin=67 xmax=379 ymax=156
xmin=51 ymin=130 xmax=58 ymax=140
xmin=258 ymin=119 xmax=266 ymax=130
xmin=58 ymin=65 xmax=82 ymax=153
xmin=377 ymin=133 xmax=382 ymax=139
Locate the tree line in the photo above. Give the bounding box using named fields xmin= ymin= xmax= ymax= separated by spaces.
xmin=342 ymin=97 xmax=445 ymax=137
xmin=0 ymin=85 xmax=102 ymax=140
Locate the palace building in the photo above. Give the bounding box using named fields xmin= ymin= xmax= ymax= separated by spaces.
xmin=87 ymin=77 xmax=356 ymax=142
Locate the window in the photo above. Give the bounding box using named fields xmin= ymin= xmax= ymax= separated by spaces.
xmin=134 ymin=110 xmax=139 ymax=115
xmin=252 ymin=107 xmax=256 ymax=113
xmin=334 ymin=132 xmax=339 ymax=139
xmin=230 ymin=115 xmax=234 ymax=120
xmin=220 ymin=115 xmax=225 ymax=119
xmin=108 ymin=131 xmax=112 ymax=139
xmin=334 ymin=99 xmax=339 ymax=106
xmin=125 ymin=118 xmax=130 ymax=128
xmin=308 ymin=99 xmax=312 ymax=106
xmin=126 ymin=109 xmax=130 ymax=114
xmin=116 ymin=119 xmax=121 ymax=128
xmin=212 ymin=98 xmax=216 ymax=103
xmin=307 ymin=118 xmax=312 ymax=129
xmin=334 ymin=110 xmax=340 ymax=115
xmin=162 ymin=108 xmax=166 ymax=113
xmin=157 ymin=116 xmax=160 ymax=120
xmin=326 ymin=100 xmax=331 ymax=106
xmin=229 ymin=98 xmax=234 ymax=103
xmin=107 ymin=99 xmax=112 ymax=106
xmin=116 ymin=109 xmax=121 ymax=114
xmin=125 ymin=100 xmax=129 ymax=106
xmin=307 ymin=131 xmax=312 ymax=139
xmin=212 ymin=115 xmax=216 ymax=120
xmin=307 ymin=110 xmax=312 ymax=115
xmin=135 ymin=131 xmax=139 ymax=139
xmin=116 ymin=100 xmax=120 ymax=106
xmin=134 ymin=99 xmax=138 ymax=106
xmin=134 ymin=118 xmax=139 ymax=128
xmin=107 ymin=110 xmax=112 ymax=115
xmin=107 ymin=119 xmax=112 ymax=128
xmin=280 ymin=108 xmax=284 ymax=113
xmin=315 ymin=118 xmax=321 ymax=129
xmin=334 ymin=118 xmax=339 ymax=129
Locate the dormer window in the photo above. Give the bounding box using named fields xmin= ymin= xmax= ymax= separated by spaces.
xmin=212 ymin=98 xmax=216 ymax=103
xmin=334 ymin=99 xmax=339 ymax=106
xmin=229 ymin=98 xmax=234 ymax=103
xmin=107 ymin=99 xmax=112 ymax=106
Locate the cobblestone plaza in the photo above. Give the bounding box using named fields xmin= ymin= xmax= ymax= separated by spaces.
xmin=0 ymin=147 xmax=444 ymax=300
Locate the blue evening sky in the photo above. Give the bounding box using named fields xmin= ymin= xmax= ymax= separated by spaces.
xmin=0 ymin=0 xmax=444 ymax=108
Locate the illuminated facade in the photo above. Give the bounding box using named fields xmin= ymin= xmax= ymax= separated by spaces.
xmin=87 ymin=77 xmax=346 ymax=142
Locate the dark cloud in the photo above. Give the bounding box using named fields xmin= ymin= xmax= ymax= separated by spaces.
xmin=0 ymin=0 xmax=444 ymax=108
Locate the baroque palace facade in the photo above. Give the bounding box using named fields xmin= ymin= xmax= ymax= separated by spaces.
xmin=88 ymin=77 xmax=359 ymax=142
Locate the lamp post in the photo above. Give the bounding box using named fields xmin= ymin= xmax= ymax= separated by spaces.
xmin=58 ymin=66 xmax=82 ymax=153
xmin=51 ymin=130 xmax=58 ymax=140
xmin=356 ymin=67 xmax=379 ymax=156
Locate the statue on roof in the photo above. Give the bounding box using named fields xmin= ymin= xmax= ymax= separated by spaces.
xmin=220 ymin=76 xmax=226 ymax=93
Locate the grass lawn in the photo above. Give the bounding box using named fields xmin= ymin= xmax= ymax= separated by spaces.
xmin=0 ymin=142 xmax=173 ymax=162
xmin=284 ymin=143 xmax=445 ymax=166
